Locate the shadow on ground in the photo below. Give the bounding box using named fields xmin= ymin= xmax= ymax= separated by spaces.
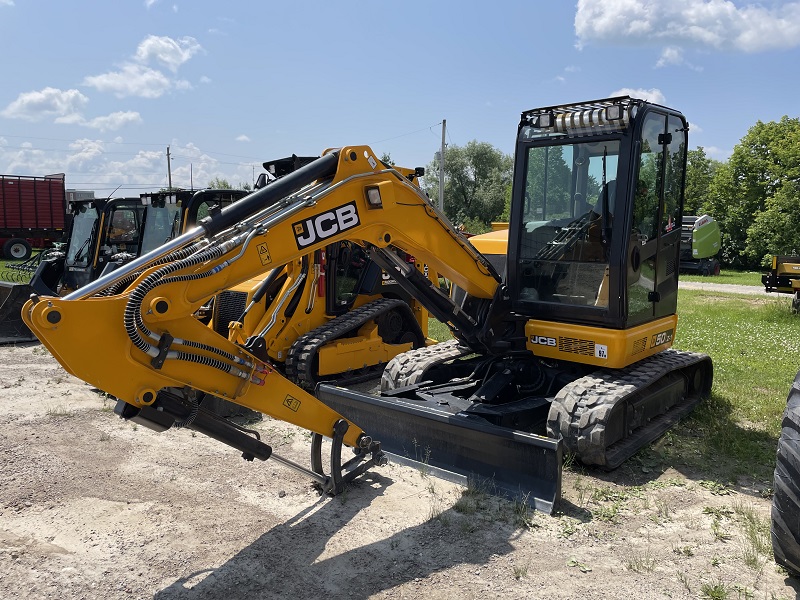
xmin=155 ymin=470 xmax=523 ymax=600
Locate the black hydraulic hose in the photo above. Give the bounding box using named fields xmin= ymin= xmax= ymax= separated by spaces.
xmin=98 ymin=244 xmax=202 ymax=297
xmin=125 ymin=244 xmax=227 ymax=354
xmin=198 ymin=151 xmax=340 ymax=238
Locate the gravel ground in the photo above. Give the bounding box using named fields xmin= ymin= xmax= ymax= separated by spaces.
xmin=1 ymin=343 xmax=798 ymax=599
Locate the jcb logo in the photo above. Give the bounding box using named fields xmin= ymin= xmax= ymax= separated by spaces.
xmin=293 ymin=202 xmax=360 ymax=249
xmin=531 ymin=335 xmax=557 ymax=347
xmin=650 ymin=329 xmax=674 ymax=348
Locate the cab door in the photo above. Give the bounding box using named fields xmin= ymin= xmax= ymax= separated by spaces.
xmin=627 ymin=111 xmax=686 ymax=326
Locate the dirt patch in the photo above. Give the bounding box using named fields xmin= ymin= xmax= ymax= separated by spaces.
xmin=1 ymin=343 xmax=797 ymax=599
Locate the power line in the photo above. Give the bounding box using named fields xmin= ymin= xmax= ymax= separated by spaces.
xmin=371 ymin=122 xmax=444 ymax=145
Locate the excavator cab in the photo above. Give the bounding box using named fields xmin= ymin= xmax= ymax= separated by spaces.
xmin=499 ymin=97 xmax=691 ymax=371
xmin=509 ymin=97 xmax=686 ymax=331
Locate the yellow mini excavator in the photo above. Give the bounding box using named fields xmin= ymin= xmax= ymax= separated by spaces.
xmin=22 ymin=97 xmax=713 ymax=512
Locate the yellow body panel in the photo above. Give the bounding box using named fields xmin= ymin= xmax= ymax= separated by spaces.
xmin=468 ymin=228 xmax=509 ymax=257
xmin=317 ymin=322 xmax=414 ymax=376
xmin=525 ymin=315 xmax=679 ymax=369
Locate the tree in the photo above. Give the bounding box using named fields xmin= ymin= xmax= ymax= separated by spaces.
xmin=684 ymin=147 xmax=721 ymax=215
xmin=422 ymin=141 xmax=512 ymax=229
xmin=745 ymin=180 xmax=800 ymax=265
xmin=208 ymin=177 xmax=252 ymax=191
xmin=705 ymin=116 xmax=800 ymax=268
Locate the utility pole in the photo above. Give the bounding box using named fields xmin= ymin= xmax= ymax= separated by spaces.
xmin=438 ymin=119 xmax=446 ymax=212
xmin=166 ymin=146 xmax=173 ymax=190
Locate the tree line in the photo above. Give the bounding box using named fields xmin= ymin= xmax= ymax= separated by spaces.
xmin=421 ymin=116 xmax=800 ymax=270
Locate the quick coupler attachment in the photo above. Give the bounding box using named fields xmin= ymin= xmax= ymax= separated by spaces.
xmin=310 ymin=419 xmax=388 ymax=496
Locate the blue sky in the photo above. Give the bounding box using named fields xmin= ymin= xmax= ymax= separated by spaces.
xmin=1 ymin=0 xmax=798 ymax=196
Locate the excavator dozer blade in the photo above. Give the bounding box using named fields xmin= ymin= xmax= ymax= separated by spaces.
xmin=0 ymin=282 xmax=36 ymax=344
xmin=316 ymin=384 xmax=562 ymax=514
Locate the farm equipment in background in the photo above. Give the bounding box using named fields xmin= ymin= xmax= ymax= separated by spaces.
xmin=21 ymin=97 xmax=713 ymax=513
xmin=0 ymin=173 xmax=68 ymax=260
xmin=762 ymin=255 xmax=800 ymax=313
xmin=0 ymin=196 xmax=144 ymax=343
xmin=679 ymin=215 xmax=721 ymax=276
xmin=0 ymin=189 xmax=249 ymax=344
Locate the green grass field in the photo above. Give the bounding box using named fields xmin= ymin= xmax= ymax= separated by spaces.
xmin=680 ymin=269 xmax=764 ymax=286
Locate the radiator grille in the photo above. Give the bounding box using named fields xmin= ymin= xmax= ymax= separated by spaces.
xmin=558 ymin=337 xmax=595 ymax=356
xmin=213 ymin=291 xmax=247 ymax=337
xmin=632 ymin=337 xmax=647 ymax=355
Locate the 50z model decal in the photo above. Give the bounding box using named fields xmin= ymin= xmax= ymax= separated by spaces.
xmin=292 ymin=201 xmax=361 ymax=249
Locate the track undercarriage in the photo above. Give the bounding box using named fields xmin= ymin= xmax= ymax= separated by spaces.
xmin=318 ymin=340 xmax=713 ymax=491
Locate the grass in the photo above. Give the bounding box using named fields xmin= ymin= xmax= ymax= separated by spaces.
xmin=680 ymin=269 xmax=764 ymax=287
xmin=427 ymin=318 xmax=453 ymax=343
xmin=666 ymin=288 xmax=800 ymax=481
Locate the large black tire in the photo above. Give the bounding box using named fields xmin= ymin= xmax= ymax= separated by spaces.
xmin=3 ymin=238 xmax=32 ymax=260
xmin=772 ymin=369 xmax=800 ymax=576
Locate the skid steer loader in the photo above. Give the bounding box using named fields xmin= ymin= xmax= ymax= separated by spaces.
xmin=22 ymin=96 xmax=713 ymax=514
xmin=0 ymin=196 xmax=145 ymax=343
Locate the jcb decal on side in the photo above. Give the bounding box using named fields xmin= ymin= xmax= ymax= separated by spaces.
xmin=283 ymin=396 xmax=301 ymax=412
xmin=292 ymin=201 xmax=360 ymax=249
xmin=650 ymin=328 xmax=674 ymax=349
xmin=530 ymin=335 xmax=557 ymax=347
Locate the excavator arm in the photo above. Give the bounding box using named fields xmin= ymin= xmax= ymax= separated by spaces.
xmin=22 ymin=146 xmax=501 ymax=493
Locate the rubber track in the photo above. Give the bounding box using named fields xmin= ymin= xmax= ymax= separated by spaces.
xmin=286 ymin=298 xmax=421 ymax=390
xmin=380 ymin=339 xmax=469 ymax=392
xmin=771 ymin=368 xmax=800 ymax=577
xmin=546 ymin=349 xmax=712 ymax=468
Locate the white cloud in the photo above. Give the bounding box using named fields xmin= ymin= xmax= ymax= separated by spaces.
xmin=1 ymin=0 xmax=14 ymax=6
xmin=144 ymin=0 xmax=158 ymax=8
xmin=655 ymin=46 xmax=683 ymax=67
xmin=1 ymin=87 xmax=88 ymax=122
xmin=83 ymin=64 xmax=174 ymax=98
xmin=86 ymin=111 xmax=143 ymax=132
xmin=655 ymin=46 xmax=703 ymax=71
xmin=134 ymin=35 xmax=201 ymax=73
xmin=236 ymin=135 xmax=251 ymax=142
xmin=83 ymin=35 xmax=202 ymax=99
xmin=199 ymin=75 xmax=212 ymax=84
xmin=609 ymin=87 xmax=667 ymax=105
xmin=575 ymin=0 xmax=800 ymax=53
